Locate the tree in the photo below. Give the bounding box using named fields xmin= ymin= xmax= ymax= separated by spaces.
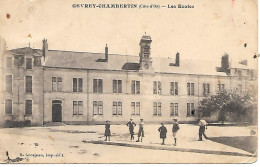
xmin=198 ymin=88 xmax=257 ymax=124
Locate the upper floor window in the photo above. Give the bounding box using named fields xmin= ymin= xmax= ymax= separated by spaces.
xmin=25 ymin=76 xmax=32 ymax=93
xmin=73 ymin=101 xmax=83 ymax=115
xmin=5 ymin=99 xmax=12 ymax=115
xmin=25 ymin=100 xmax=32 ymax=115
xmin=26 ymin=58 xmax=32 ymax=69
xmin=131 ymin=102 xmax=140 ymax=116
xmin=187 ymin=103 xmax=195 ymax=116
xmin=153 ymin=81 xmax=161 ymax=94
xmin=170 ymin=103 xmax=178 ymax=116
xmin=6 ymin=57 xmax=12 ymax=68
xmin=73 ymin=78 xmax=83 ymax=92
xmin=203 ymin=83 xmax=210 ymax=96
xmin=187 ymin=83 xmax=195 ymax=95
xmin=113 ymin=80 xmax=122 ymax=93
xmin=131 ymin=80 xmax=140 ymax=94
xmin=93 ymin=101 xmax=103 ymax=115
xmin=113 ymin=102 xmax=122 ymax=115
xmin=93 ymin=79 xmax=103 ymax=93
xmin=5 ymin=75 xmax=12 ymax=93
xmin=153 ymin=102 xmax=161 ymax=116
xmin=52 ymin=77 xmax=62 ymax=92
xmin=218 ymin=84 xmax=225 ymax=91
xmin=170 ymin=82 xmax=178 ymax=95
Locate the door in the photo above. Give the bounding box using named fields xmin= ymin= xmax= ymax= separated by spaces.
xmin=52 ymin=100 xmax=62 ymax=122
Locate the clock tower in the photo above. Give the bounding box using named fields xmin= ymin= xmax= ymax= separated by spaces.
xmin=139 ymin=33 xmax=154 ymax=73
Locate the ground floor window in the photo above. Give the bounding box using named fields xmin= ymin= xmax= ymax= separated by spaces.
xmin=187 ymin=103 xmax=195 ymax=116
xmin=153 ymin=102 xmax=161 ymax=116
xmin=113 ymin=101 xmax=122 ymax=115
xmin=73 ymin=101 xmax=83 ymax=115
xmin=93 ymin=101 xmax=103 ymax=115
xmin=131 ymin=102 xmax=140 ymax=116
xmin=25 ymin=100 xmax=32 ymax=115
xmin=170 ymin=103 xmax=178 ymax=116
xmin=5 ymin=99 xmax=12 ymax=115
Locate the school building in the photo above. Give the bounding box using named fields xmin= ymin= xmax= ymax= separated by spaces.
xmin=0 ymin=35 xmax=257 ymax=126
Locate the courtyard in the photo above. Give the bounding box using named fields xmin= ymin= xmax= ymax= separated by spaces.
xmin=0 ymin=124 xmax=257 ymax=163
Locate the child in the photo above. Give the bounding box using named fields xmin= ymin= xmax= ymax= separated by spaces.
xmin=158 ymin=123 xmax=167 ymax=145
xmin=104 ymin=120 xmax=111 ymax=141
xmin=136 ymin=119 xmax=144 ymax=142
xmin=172 ymin=118 xmax=180 ymax=146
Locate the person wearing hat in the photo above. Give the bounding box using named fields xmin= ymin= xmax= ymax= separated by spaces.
xmin=172 ymin=118 xmax=180 ymax=146
xmin=126 ymin=118 xmax=136 ymax=140
xmin=104 ymin=120 xmax=111 ymax=141
xmin=198 ymin=119 xmax=208 ymax=141
xmin=136 ymin=119 xmax=144 ymax=142
xmin=158 ymin=123 xmax=167 ymax=145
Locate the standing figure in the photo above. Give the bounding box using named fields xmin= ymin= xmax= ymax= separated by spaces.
xmin=126 ymin=118 xmax=136 ymax=140
xmin=198 ymin=119 xmax=208 ymax=141
xmin=158 ymin=123 xmax=167 ymax=145
xmin=172 ymin=118 xmax=180 ymax=146
xmin=104 ymin=120 xmax=111 ymax=141
xmin=136 ymin=119 xmax=144 ymax=142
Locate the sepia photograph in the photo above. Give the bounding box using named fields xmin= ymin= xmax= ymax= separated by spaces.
xmin=0 ymin=0 xmax=258 ymax=164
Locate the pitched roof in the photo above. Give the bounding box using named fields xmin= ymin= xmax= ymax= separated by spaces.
xmin=8 ymin=47 xmax=245 ymax=76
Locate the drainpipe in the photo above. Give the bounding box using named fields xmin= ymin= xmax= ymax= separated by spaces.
xmin=87 ymin=69 xmax=89 ymax=124
xmin=42 ymin=67 xmax=45 ymax=125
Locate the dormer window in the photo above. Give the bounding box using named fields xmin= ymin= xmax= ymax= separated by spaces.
xmin=26 ymin=58 xmax=32 ymax=69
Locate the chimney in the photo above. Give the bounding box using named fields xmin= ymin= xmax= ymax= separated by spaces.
xmin=105 ymin=44 xmax=108 ymax=62
xmin=175 ymin=52 xmax=180 ymax=66
xmin=42 ymin=38 xmax=48 ymax=61
xmin=221 ymin=53 xmax=230 ymax=74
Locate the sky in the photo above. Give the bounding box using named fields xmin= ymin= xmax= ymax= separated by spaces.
xmin=0 ymin=0 xmax=258 ymax=68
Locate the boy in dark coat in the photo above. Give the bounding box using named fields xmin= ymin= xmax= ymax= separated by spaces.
xmin=104 ymin=120 xmax=111 ymax=141
xmin=158 ymin=123 xmax=167 ymax=145
xmin=136 ymin=119 xmax=144 ymax=142
xmin=126 ymin=118 xmax=136 ymax=140
xmin=172 ymin=118 xmax=180 ymax=146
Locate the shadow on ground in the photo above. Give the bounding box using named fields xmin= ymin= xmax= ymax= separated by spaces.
xmin=209 ymin=136 xmax=257 ymax=154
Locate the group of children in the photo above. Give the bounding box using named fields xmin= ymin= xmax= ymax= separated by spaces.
xmin=104 ymin=118 xmax=181 ymax=146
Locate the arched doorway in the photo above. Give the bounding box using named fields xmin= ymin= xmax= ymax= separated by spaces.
xmin=52 ymin=100 xmax=62 ymax=122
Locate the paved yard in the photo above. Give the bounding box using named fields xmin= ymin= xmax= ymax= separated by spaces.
xmin=0 ymin=124 xmax=257 ymax=163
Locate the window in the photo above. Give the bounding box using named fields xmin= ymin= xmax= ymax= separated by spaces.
xmin=187 ymin=83 xmax=195 ymax=95
xmin=5 ymin=99 xmax=12 ymax=115
xmin=131 ymin=102 xmax=140 ymax=116
xmin=112 ymin=102 xmax=122 ymax=115
xmin=73 ymin=101 xmax=83 ymax=115
xmin=203 ymin=83 xmax=210 ymax=96
xmin=6 ymin=57 xmax=12 ymax=68
xmin=238 ymin=70 xmax=242 ymax=80
xmin=93 ymin=101 xmax=103 ymax=115
xmin=73 ymin=78 xmax=83 ymax=92
xmin=131 ymin=80 xmax=140 ymax=94
xmin=187 ymin=103 xmax=195 ymax=116
xmin=170 ymin=82 xmax=178 ymax=95
xmin=5 ymin=75 xmax=12 ymax=93
xmin=170 ymin=103 xmax=178 ymax=116
xmin=93 ymin=79 xmax=103 ymax=93
xmin=153 ymin=81 xmax=162 ymax=94
xmin=218 ymin=84 xmax=225 ymax=91
xmin=26 ymin=58 xmax=32 ymax=69
xmin=25 ymin=100 xmax=32 ymax=115
xmin=153 ymin=102 xmax=162 ymax=116
xmin=52 ymin=77 xmax=62 ymax=92
xmin=113 ymin=80 xmax=122 ymax=93
xmin=25 ymin=76 xmax=32 ymax=93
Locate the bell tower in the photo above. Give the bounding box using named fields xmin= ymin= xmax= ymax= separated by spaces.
xmin=139 ymin=33 xmax=154 ymax=72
